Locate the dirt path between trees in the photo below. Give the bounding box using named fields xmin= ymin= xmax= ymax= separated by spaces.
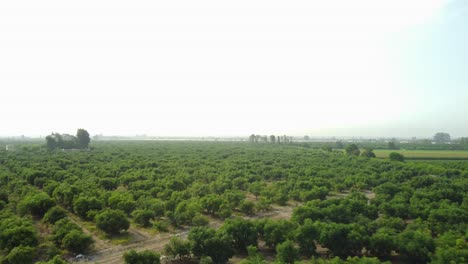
xmin=74 ymin=205 xmax=292 ymax=264
xmin=73 ymin=191 xmax=375 ymax=264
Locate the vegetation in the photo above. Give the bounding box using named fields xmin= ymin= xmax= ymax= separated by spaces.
xmin=45 ymin=129 xmax=90 ymax=150
xmin=0 ymin=140 xmax=466 ymax=263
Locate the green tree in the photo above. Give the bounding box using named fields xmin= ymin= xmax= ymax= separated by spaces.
xmin=76 ymin=128 xmax=91 ymax=149
xmin=221 ymin=218 xmax=258 ymax=253
xmin=433 ymin=132 xmax=451 ymax=143
xmin=163 ymin=237 xmax=191 ymax=259
xmin=295 ymin=219 xmax=319 ymax=257
xmin=368 ymin=228 xmax=396 ymax=258
xmin=131 ymin=209 xmax=154 ymax=227
xmin=192 ymin=214 xmax=209 ymax=226
xmin=388 ymin=141 xmax=397 ymax=150
xmin=95 ymin=209 xmax=130 ymax=235
xmin=276 ymin=240 xmax=299 ymax=264
xmin=18 ymin=192 xmax=55 ymax=217
xmin=431 ymin=232 xmax=468 ymax=264
xmin=51 ymin=219 xmax=81 ymax=247
xmin=336 ymin=141 xmax=345 ymax=149
xmin=73 ymin=196 xmax=102 ymax=219
xmin=345 ymin=144 xmax=360 ymax=156
xmin=43 ymin=206 xmax=67 ymax=224
xmin=61 ymin=230 xmax=93 ymax=253
xmin=239 ymin=245 xmax=266 ymax=264
xmin=123 ymin=250 xmax=160 ymax=264
xmin=322 ymin=145 xmax=333 ymax=152
xmin=318 ymin=222 xmax=368 ymax=257
xmin=3 ymin=246 xmax=35 ymax=264
xmin=389 ymin=152 xmax=404 ymax=162
xmin=45 ymin=135 xmax=58 ymax=150
xmin=263 ymin=220 xmax=296 ymax=249
xmin=248 ymin=182 xmax=265 ymax=200
xmin=108 ymin=192 xmax=136 ymax=215
xmin=397 ymin=228 xmax=434 ymax=263
xmin=189 ymin=226 xmax=216 ymax=257
xmin=188 ymin=227 xmax=234 ymax=264
xmin=239 ymin=200 xmax=256 ymax=215
xmin=269 ymin=135 xmax=276 ymax=144
xmin=204 ymin=233 xmax=235 ymax=264
xmin=361 ymin=148 xmax=376 ymax=158
xmin=0 ymin=224 xmax=38 ymax=251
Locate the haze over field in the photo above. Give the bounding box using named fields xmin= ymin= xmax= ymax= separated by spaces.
xmin=1 ymin=0 xmax=467 ymax=137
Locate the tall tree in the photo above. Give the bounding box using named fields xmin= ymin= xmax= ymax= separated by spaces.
xmin=345 ymin=144 xmax=360 ymax=156
xmin=433 ymin=132 xmax=451 ymax=143
xmin=269 ymin=135 xmax=276 ymax=144
xmin=76 ymin=129 xmax=91 ymax=148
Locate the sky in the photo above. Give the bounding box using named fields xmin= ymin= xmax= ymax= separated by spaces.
xmin=0 ymin=0 xmax=467 ymax=138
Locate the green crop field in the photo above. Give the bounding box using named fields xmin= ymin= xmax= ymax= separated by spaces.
xmin=373 ymin=149 xmax=468 ymax=160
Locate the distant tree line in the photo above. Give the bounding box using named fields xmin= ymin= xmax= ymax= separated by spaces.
xmin=45 ymin=129 xmax=90 ymax=150
xmin=248 ymin=134 xmax=293 ymax=144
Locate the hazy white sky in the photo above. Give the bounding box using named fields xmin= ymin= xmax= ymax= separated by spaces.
xmin=1 ymin=0 xmax=467 ymax=137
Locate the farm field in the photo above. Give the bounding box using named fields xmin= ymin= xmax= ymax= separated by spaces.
xmin=0 ymin=141 xmax=467 ymax=264
xmin=373 ymin=149 xmax=468 ymax=160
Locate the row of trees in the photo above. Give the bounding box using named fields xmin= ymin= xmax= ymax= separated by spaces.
xmin=45 ymin=129 xmax=90 ymax=150
xmin=1 ymin=141 xmax=466 ymax=263
xmin=248 ymin=134 xmax=293 ymax=144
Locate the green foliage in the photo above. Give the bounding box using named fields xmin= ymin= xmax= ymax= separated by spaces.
xmin=76 ymin=128 xmax=91 ymax=149
xmin=191 ymin=214 xmax=209 ymax=226
xmin=433 ymin=132 xmax=451 ymax=143
xmin=95 ymin=209 xmax=130 ymax=235
xmin=50 ymin=217 xmax=92 ymax=253
xmin=396 ymin=228 xmax=434 ymax=263
xmin=0 ymin=217 xmax=38 ymax=251
xmin=123 ymin=249 xmax=160 ymax=264
xmin=51 ymin=218 xmax=81 ymax=246
xmin=221 ymin=218 xmax=258 ymax=253
xmin=2 ymin=246 xmax=35 ymax=264
xmin=388 ymin=141 xmax=398 ymax=150
xmin=73 ymin=196 xmax=103 ymax=219
xmin=43 ymin=206 xmax=67 ymax=224
xmin=18 ymin=192 xmax=55 ymax=217
xmin=238 ymin=200 xmax=256 ymax=215
xmin=318 ymin=222 xmax=368 ymax=257
xmin=431 ymin=232 xmax=468 ymax=264
xmin=275 ymin=240 xmax=299 ymax=264
xmin=389 ymin=152 xmax=405 ymax=162
xmin=239 ymin=246 xmax=266 ymax=264
xmin=108 ymin=192 xmax=137 ymax=215
xmin=61 ymin=229 xmax=93 ymax=253
xmin=345 ymin=144 xmax=361 ymax=156
xmin=361 ymin=148 xmax=376 ymax=158
xmin=1 ymin=140 xmax=468 ymax=263
xmin=263 ymin=220 xmax=296 ymax=249
xmin=295 ymin=219 xmax=319 ymax=257
xmin=163 ymin=237 xmax=191 ymax=258
xmin=45 ymin=129 xmax=90 ymax=150
xmin=368 ymin=228 xmax=396 ymax=257
xmin=36 ymin=256 xmax=68 ymax=264
xmin=188 ymin=226 xmax=234 ymax=264
xmin=132 ymin=209 xmax=154 ymax=227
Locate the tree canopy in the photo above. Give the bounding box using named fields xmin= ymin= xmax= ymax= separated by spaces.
xmin=45 ymin=129 xmax=91 ymax=150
